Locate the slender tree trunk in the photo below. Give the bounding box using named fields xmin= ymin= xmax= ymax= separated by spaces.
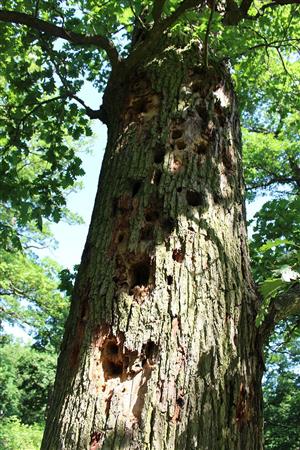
xmin=42 ymin=37 xmax=264 ymax=450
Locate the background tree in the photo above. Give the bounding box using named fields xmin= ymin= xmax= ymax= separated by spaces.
xmin=0 ymin=1 xmax=299 ymax=449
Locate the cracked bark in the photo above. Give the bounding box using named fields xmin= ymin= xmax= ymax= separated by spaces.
xmin=42 ymin=37 xmax=264 ymax=450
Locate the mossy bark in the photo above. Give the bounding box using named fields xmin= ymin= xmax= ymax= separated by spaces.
xmin=42 ymin=38 xmax=264 ymax=450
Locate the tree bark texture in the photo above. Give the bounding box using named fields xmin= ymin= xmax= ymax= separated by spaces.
xmin=42 ymin=37 xmax=264 ymax=450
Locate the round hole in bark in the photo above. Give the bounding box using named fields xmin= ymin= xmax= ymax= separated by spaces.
xmin=177 ymin=187 xmax=182 ymax=193
xmin=172 ymin=249 xmax=184 ymax=263
xmin=130 ymin=257 xmax=151 ymax=289
xmin=176 ymin=396 xmax=185 ymax=408
xmin=106 ymin=341 xmax=119 ymax=356
xmin=142 ymin=340 xmax=158 ymax=363
xmin=167 ymin=275 xmax=173 ymax=285
xmin=196 ymin=142 xmax=208 ymax=155
xmin=118 ymin=233 xmax=125 ymax=243
xmin=191 ymin=80 xmax=202 ymax=92
xmin=154 ymin=147 xmax=165 ymax=164
xmin=162 ymin=217 xmax=175 ymax=234
xmin=132 ymin=180 xmax=142 ymax=197
xmin=186 ymin=190 xmax=204 ymax=207
xmin=105 ymin=361 xmax=123 ymax=378
xmin=172 ymin=129 xmax=183 ymax=140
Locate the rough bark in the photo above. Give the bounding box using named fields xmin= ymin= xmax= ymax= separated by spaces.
xmin=42 ymin=37 xmax=264 ymax=450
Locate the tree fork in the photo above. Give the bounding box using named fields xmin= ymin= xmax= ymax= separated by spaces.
xmin=42 ymin=37 xmax=264 ymax=450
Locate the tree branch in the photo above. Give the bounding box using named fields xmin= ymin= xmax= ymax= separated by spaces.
xmin=224 ymin=0 xmax=299 ymax=25
xmin=152 ymin=0 xmax=166 ymax=22
xmin=259 ymin=283 xmax=300 ymax=341
xmin=203 ymin=0 xmax=215 ymax=68
xmin=246 ymin=176 xmax=295 ymax=190
xmin=70 ymin=95 xmax=104 ymax=120
xmin=0 ymin=9 xmax=120 ymax=67
xmin=251 ymin=0 xmax=300 ymax=19
xmin=161 ymin=0 xmax=204 ymax=29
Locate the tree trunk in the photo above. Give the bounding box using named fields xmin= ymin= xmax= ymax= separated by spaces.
xmin=42 ymin=37 xmax=264 ymax=450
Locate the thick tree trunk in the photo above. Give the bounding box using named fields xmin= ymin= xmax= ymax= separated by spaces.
xmin=42 ymin=38 xmax=264 ymax=450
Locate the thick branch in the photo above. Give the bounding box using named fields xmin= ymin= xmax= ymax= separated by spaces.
xmin=203 ymin=0 xmax=215 ymax=68
xmin=246 ymin=176 xmax=295 ymax=190
xmin=0 ymin=9 xmax=120 ymax=67
xmin=251 ymin=0 xmax=300 ymax=18
xmin=152 ymin=0 xmax=166 ymax=22
xmin=224 ymin=0 xmax=299 ymax=25
xmin=259 ymin=283 xmax=300 ymax=340
xmin=125 ymin=0 xmax=204 ymax=71
xmin=161 ymin=0 xmax=204 ymax=29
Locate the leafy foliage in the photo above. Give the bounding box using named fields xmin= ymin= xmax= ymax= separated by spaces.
xmin=0 ymin=341 xmax=57 ymax=424
xmin=0 ymin=416 xmax=43 ymax=450
xmin=263 ymin=321 xmax=300 ymax=450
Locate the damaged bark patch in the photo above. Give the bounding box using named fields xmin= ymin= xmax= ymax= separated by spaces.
xmin=89 ymin=431 xmax=102 ymax=450
xmin=130 ymin=258 xmax=151 ymax=290
xmin=172 ymin=248 xmax=184 ymax=263
xmin=113 ymin=252 xmax=155 ymax=301
xmin=236 ymin=382 xmax=254 ymax=427
xmin=169 ymin=152 xmax=183 ymax=173
xmin=90 ymin=327 xmax=157 ymax=428
xmin=141 ymin=340 xmax=158 ymax=366
xmin=123 ymin=76 xmax=160 ymax=125
xmin=172 ymin=390 xmax=185 ymax=423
